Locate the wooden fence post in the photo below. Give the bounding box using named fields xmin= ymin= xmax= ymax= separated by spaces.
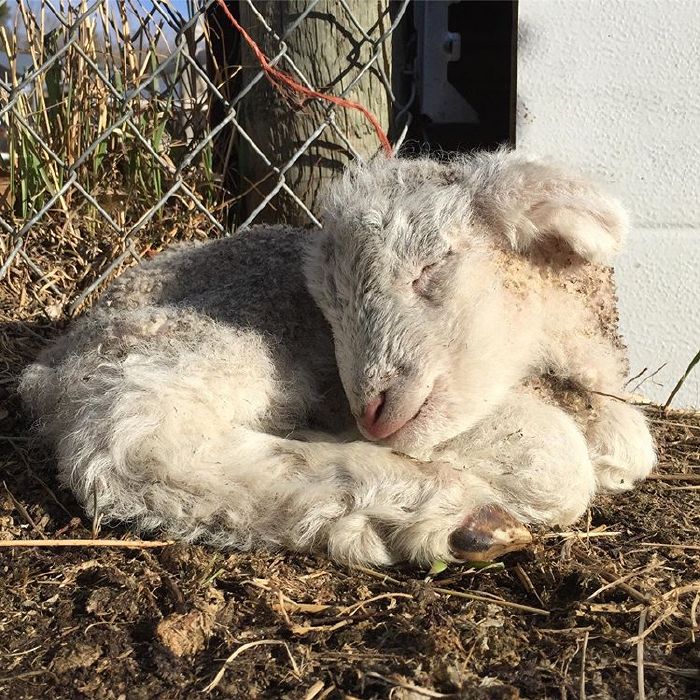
xmin=237 ymin=0 xmax=393 ymax=225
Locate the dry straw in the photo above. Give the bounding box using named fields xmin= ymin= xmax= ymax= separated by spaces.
xmin=0 ymin=0 xmax=225 ymax=343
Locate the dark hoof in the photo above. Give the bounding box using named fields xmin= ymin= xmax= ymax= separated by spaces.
xmin=450 ymin=505 xmax=532 ymax=562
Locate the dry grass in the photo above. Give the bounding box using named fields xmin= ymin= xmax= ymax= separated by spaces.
xmin=0 ymin=0 xmax=226 ymax=332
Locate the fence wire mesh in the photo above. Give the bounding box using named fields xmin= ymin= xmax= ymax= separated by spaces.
xmin=0 ymin=0 xmax=412 ymax=364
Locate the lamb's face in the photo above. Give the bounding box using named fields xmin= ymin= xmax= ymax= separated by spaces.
xmin=305 ymin=157 xmax=500 ymax=452
xmin=305 ymin=152 xmax=627 ymax=454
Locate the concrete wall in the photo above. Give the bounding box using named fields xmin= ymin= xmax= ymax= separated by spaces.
xmin=517 ymin=0 xmax=700 ymax=407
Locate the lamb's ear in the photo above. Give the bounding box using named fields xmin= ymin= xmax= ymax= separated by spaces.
xmin=470 ymin=151 xmax=628 ymax=264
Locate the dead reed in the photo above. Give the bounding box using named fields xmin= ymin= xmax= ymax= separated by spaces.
xmin=0 ymin=0 xmax=226 ymax=343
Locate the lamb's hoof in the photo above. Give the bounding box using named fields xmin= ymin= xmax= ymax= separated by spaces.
xmin=449 ymin=506 xmax=532 ymax=562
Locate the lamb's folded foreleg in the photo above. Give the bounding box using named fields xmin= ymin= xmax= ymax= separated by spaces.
xmin=220 ymin=433 xmax=536 ymax=565
xmin=75 ymin=424 xmax=530 ymax=566
xmin=542 ymin=327 xmax=656 ymax=492
xmin=19 ymin=308 xmax=531 ymax=567
xmin=434 ymin=390 xmax=598 ymax=526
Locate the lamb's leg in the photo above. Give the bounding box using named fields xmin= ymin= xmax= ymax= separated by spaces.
xmin=178 ymin=430 xmax=533 ymax=565
xmin=585 ymin=397 xmax=657 ymax=491
xmin=51 ymin=413 xmax=530 ymax=565
xmin=435 ymin=391 xmax=598 ymax=527
xmin=542 ymin=328 xmax=656 ymax=492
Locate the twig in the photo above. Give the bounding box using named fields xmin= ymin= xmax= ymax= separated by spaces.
xmin=637 ymin=542 xmax=700 ymax=551
xmin=4 ymin=438 xmax=73 ymax=517
xmin=542 ymin=530 xmax=622 ymax=541
xmin=514 ymin=563 xmax=545 ymax=606
xmin=664 ymin=349 xmax=700 ymax=411
xmin=0 ymin=644 xmax=43 ymax=659
xmin=586 ymin=564 xmax=657 ymax=602
xmin=646 ymin=474 xmax=700 ymax=482
xmin=0 ymin=538 xmax=175 ymax=548
xmin=574 ymin=548 xmax=652 ymax=605
xmin=631 ymin=362 xmax=667 ymax=394
xmin=244 ymin=579 xmax=330 ymax=614
xmin=593 ymin=580 xmax=650 ymax=606
xmin=290 ymin=619 xmax=352 ymax=635
xmin=352 ymin=565 xmax=549 ymax=615
xmin=203 ymin=639 xmax=298 ymax=693
xmin=0 ymin=670 xmax=48 ymax=683
xmin=623 ymin=662 xmax=700 ymax=680
xmin=364 ymin=671 xmax=453 ymax=698
xmin=277 ymin=590 xmax=292 ymax=626
xmin=660 ymin=582 xmax=700 ymax=599
xmin=352 ymin=564 xmax=402 ymax=586
xmin=91 ymin=485 xmax=102 ymax=538
xmin=579 ymin=630 xmax=589 ymax=700
xmin=537 ymin=626 xmax=594 ymax=635
xmin=3 ymin=482 xmax=46 ymax=539
xmin=432 ymin=586 xmax=549 ymax=615
xmin=690 ymin=592 xmax=699 ymax=644
xmin=338 ymin=592 xmax=413 ymax=616
xmin=627 ymin=604 xmax=679 ymax=644
xmin=589 ymin=390 xmax=629 ymax=403
xmin=302 ymin=681 xmax=325 ymax=700
xmin=587 ymin=602 xmax=645 ymax=613
xmin=625 ymin=366 xmax=649 ymax=388
xmin=636 ymin=609 xmax=647 ymax=700
xmin=648 ymin=417 xmax=700 ymax=428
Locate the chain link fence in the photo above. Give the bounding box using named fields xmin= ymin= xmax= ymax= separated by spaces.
xmin=0 ymin=0 xmax=413 ymax=376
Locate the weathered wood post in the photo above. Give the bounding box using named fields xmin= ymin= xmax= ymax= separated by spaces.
xmin=237 ymin=0 xmax=393 ymax=225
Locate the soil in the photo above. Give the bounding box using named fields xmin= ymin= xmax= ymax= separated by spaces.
xmin=0 ymin=332 xmax=698 ymax=699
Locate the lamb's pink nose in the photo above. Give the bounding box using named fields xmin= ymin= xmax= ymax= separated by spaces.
xmin=360 ymin=393 xmax=407 ymax=440
xmin=362 ymin=393 xmax=386 ymax=427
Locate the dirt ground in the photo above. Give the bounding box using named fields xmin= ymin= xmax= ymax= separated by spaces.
xmin=0 ymin=330 xmax=698 ymax=699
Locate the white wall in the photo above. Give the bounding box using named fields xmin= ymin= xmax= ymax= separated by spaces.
xmin=517 ymin=0 xmax=700 ymax=407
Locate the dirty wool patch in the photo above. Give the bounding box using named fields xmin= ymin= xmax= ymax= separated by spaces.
xmin=0 ymin=349 xmax=698 ymax=698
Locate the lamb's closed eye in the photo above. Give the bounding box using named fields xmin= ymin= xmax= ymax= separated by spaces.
xmin=412 ymin=250 xmax=454 ymax=298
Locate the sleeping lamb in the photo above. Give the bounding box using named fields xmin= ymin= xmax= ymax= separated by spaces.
xmin=19 ymin=150 xmax=656 ymax=565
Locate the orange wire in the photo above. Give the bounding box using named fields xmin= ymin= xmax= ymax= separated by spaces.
xmin=214 ymin=0 xmax=393 ymax=155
